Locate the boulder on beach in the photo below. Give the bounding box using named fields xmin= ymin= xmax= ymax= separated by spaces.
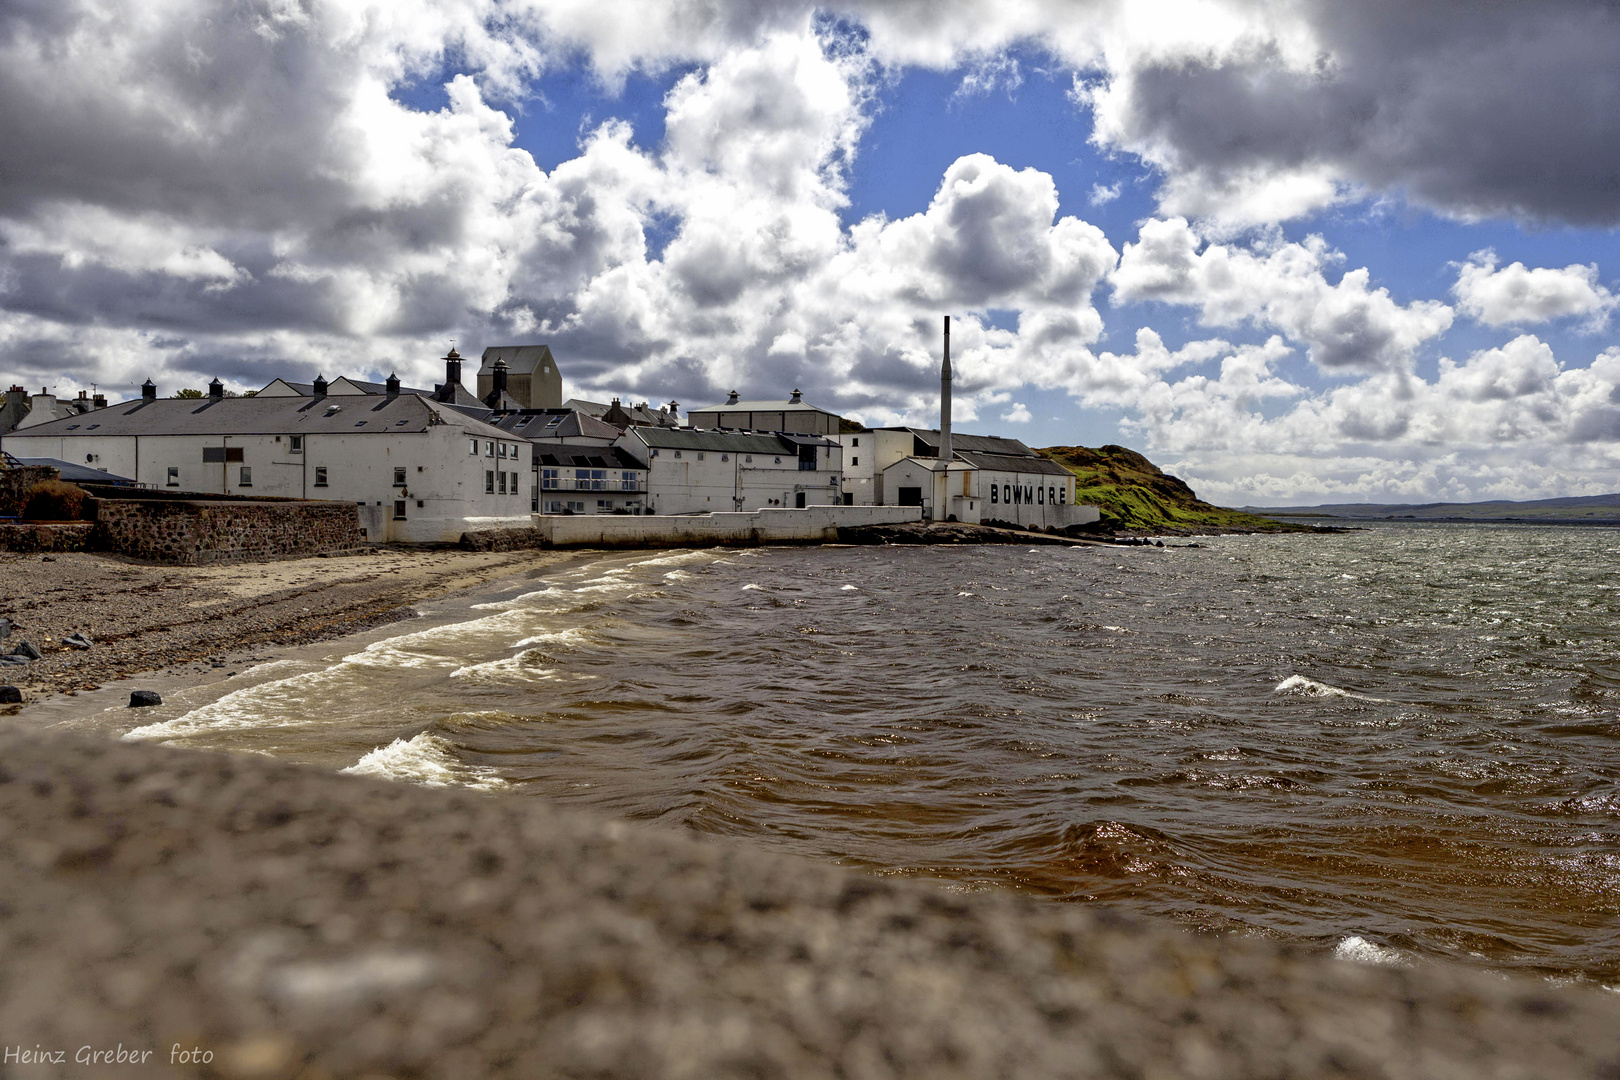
xmin=0 ymin=686 xmax=20 ymax=704
xmin=62 ymin=632 xmax=92 ymax=650
xmin=8 ymin=640 xmax=41 ymax=661
xmin=128 ymin=690 xmax=162 ymax=708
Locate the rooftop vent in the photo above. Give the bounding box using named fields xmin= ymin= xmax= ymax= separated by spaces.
xmin=208 ymin=377 xmax=224 ymax=401
xmin=789 ymin=388 xmax=803 ymax=404
xmin=726 ymin=390 xmax=740 ymax=405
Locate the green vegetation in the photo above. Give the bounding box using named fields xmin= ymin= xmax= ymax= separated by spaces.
xmin=1038 ymin=445 xmax=1312 ymax=534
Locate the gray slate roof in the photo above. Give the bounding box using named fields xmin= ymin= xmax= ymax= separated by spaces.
xmin=494 ymin=410 xmax=621 ymax=441
xmin=479 ymin=345 xmax=554 ymax=376
xmin=954 ymin=450 xmax=1073 ymax=477
xmin=535 ymin=447 xmax=644 ymax=470
xmin=14 ymin=458 xmax=137 ymax=485
xmin=632 ymin=428 xmax=837 ymax=454
xmin=903 ymin=428 xmax=1035 ymax=457
xmin=2 ymin=393 xmax=517 ymax=441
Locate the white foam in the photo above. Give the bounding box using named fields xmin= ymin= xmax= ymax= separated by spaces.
xmin=1274 ymin=675 xmax=1385 ymax=702
xmin=449 ymin=650 xmax=569 ymax=685
xmin=742 ymin=583 xmax=765 ymax=591
xmin=123 ymin=667 xmax=342 ymax=741
xmin=840 ymin=584 xmax=859 ymax=591
xmin=512 ymin=626 xmax=595 ymax=649
xmin=340 ymin=732 xmax=507 ymax=791
xmin=1334 ymin=935 xmax=1409 ymax=967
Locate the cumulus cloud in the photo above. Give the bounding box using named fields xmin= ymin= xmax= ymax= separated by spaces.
xmin=1112 ymin=218 xmax=1452 ymax=373
xmin=7 ymin=0 xmax=1620 ymax=506
xmin=1453 ymin=250 xmax=1616 ymax=330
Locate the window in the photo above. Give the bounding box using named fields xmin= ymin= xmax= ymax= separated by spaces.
xmin=393 ymin=467 xmax=406 ymax=486
xmin=851 ymin=437 xmax=859 ymax=447
xmin=578 ymin=469 xmax=607 ymax=490
xmin=542 ymin=468 xmax=559 ymax=490
xmin=798 ymin=444 xmax=817 ymax=471
xmin=851 ymin=456 xmax=859 ymax=466
xmin=393 ymin=500 xmax=407 ymax=520
xmin=239 ymin=466 xmax=252 ymax=487
xmin=290 ymin=435 xmax=303 ymax=453
xmin=720 ymin=454 xmax=728 ymax=462
xmin=568 ymin=500 xmax=585 ymax=512
xmin=498 ymin=443 xmax=507 ymax=458
xmin=315 ymin=467 xmax=329 ymax=487
xmin=485 ymin=470 xmax=495 ymax=493
xmin=696 ymin=452 xmax=704 ymax=461
xmin=650 ymin=448 xmax=659 ymax=457
xmin=485 ymin=441 xmax=494 ymax=457
xmin=509 ymin=471 xmax=518 ymax=493
xmin=469 ymin=439 xmax=479 ymax=455
xmin=621 ymin=471 xmax=638 ymax=490
xmin=597 ymin=500 xmax=613 ymax=511
xmin=673 ymin=450 xmax=682 ymax=459
xmin=745 ymin=455 xmax=753 ymax=463
xmin=166 ymin=467 xmax=179 ymax=487
xmin=498 ymin=471 xmax=507 ymax=494
xmin=990 ymin=482 xmax=998 ymax=504
xmin=774 ymin=456 xmax=782 ymax=464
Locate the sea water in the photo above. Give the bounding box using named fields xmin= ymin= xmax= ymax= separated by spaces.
xmin=110 ymin=524 xmax=1620 ymax=983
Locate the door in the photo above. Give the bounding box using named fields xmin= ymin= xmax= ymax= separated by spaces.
xmin=795 ymin=491 xmax=806 ymax=508
xmin=898 ymin=486 xmax=922 ymax=507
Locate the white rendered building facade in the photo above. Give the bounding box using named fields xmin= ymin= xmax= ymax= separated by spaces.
xmin=0 ymin=385 xmax=532 ymax=543
xmin=617 ymin=427 xmax=842 ymax=514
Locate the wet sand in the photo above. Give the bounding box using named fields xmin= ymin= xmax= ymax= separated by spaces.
xmin=0 ymin=548 xmax=574 ymax=705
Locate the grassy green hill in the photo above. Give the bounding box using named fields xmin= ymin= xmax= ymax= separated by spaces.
xmin=1038 ymin=445 xmax=1312 ymax=534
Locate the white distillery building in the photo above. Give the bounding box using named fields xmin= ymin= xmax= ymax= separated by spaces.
xmin=487 ymin=408 xmax=647 ymax=513
xmin=0 ymin=381 xmax=533 ymax=543
xmin=685 ymin=389 xmax=844 ymax=435
xmin=879 ymin=451 xmax=1088 ymax=529
xmin=617 ymin=427 xmax=843 ymax=514
xmin=838 ymin=427 xmax=1040 ymax=506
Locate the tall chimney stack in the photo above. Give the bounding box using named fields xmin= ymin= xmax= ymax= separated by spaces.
xmin=939 ymin=315 xmax=952 ymax=463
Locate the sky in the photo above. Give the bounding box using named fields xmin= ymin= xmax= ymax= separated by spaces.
xmin=3 ymin=0 xmax=1620 ymax=506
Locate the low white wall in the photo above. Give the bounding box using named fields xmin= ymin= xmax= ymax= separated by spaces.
xmin=532 ymin=504 xmax=922 ymax=547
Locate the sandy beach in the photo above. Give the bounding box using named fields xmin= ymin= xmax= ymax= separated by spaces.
xmin=0 ymin=548 xmax=574 ymax=705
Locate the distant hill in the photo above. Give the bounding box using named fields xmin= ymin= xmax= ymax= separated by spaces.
xmin=1243 ymin=492 xmax=1620 ymax=524
xmin=1037 ymin=445 xmax=1312 ymax=534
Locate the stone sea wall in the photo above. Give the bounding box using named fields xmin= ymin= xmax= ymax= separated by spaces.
xmin=0 ymin=522 xmax=94 ymax=553
xmin=521 ymin=505 xmax=924 ymax=549
xmin=93 ymin=499 xmax=364 ymax=564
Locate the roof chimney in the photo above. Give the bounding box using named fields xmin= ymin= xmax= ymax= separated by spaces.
xmin=485 ymin=357 xmax=508 ymax=408
xmin=92 ymin=392 xmax=107 ymax=409
xmin=667 ymin=400 xmax=679 ymax=420
xmin=939 ymin=315 xmax=952 ymax=463
xmin=141 ymin=379 xmax=156 ymax=402
xmin=789 ymin=388 xmax=803 ymax=404
xmin=385 ymin=371 xmax=400 ymax=395
xmin=208 ymin=377 xmax=224 ymax=401
xmin=726 ymin=390 xmax=739 ymax=405
xmin=440 ymin=347 xmax=462 ymax=402
xmin=312 ymin=374 xmax=328 ymax=399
